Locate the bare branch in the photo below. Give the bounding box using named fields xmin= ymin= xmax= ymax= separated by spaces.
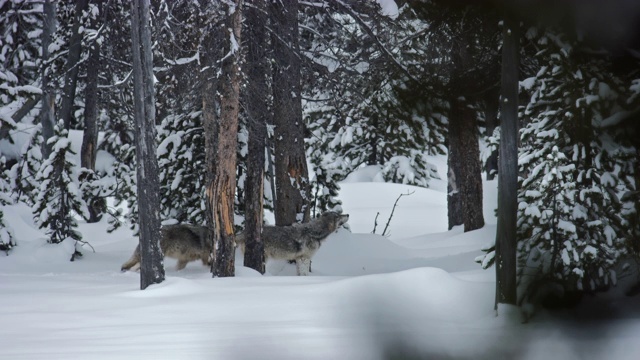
xmin=382 ymin=190 xmax=415 ymax=236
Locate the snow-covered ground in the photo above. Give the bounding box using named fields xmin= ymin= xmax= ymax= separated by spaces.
xmin=1 ymin=158 xmax=640 ymax=360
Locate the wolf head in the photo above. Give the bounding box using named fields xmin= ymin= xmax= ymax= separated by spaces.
xmin=318 ymin=211 xmax=349 ymax=232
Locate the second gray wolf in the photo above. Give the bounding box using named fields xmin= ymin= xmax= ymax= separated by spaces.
xmin=236 ymin=211 xmax=349 ymax=275
xmin=121 ymin=224 xmax=211 ymax=272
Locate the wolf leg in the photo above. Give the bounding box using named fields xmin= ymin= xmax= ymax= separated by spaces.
xmin=175 ymin=259 xmax=189 ymax=270
xmin=201 ymin=254 xmax=212 ymax=267
xmin=121 ymin=245 xmax=141 ymax=272
xmin=296 ymin=258 xmax=311 ymax=276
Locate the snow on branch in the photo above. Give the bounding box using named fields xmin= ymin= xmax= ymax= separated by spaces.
xmin=331 ymin=0 xmax=421 ymax=85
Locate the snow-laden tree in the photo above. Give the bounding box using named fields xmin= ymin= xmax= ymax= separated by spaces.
xmin=9 ymin=125 xmax=43 ymax=206
xmin=0 ymin=0 xmax=44 ymax=137
xmin=517 ymin=28 xmax=631 ymax=298
xmin=0 ymin=157 xmax=15 ymax=254
xmin=157 ymin=113 xmax=206 ymax=224
xmin=32 ymin=122 xmax=88 ymax=259
xmin=152 ymin=0 xmax=208 ymax=226
xmin=301 ymin=1 xmax=445 ymax=216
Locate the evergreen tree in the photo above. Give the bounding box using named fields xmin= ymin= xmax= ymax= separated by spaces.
xmin=10 ymin=127 xmax=43 ymax=206
xmin=157 ymin=114 xmax=206 ymax=224
xmin=301 ymin=2 xmax=446 ymax=216
xmin=0 ymin=157 xmax=15 ymax=254
xmin=32 ymin=122 xmax=88 ymax=259
xmin=0 ymin=0 xmax=43 ymax=134
xmin=517 ymin=28 xmax=630 ymax=298
xmin=153 ymin=0 xmax=210 ymax=226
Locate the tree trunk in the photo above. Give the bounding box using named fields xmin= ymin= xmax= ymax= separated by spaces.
xmin=270 ymin=0 xmax=310 ymax=226
xmin=81 ymin=41 xmax=100 ymax=171
xmin=484 ymin=87 xmax=500 ymax=181
xmin=40 ymin=0 xmax=56 ymax=158
xmin=448 ymin=99 xmax=485 ymax=232
xmin=495 ymin=12 xmax=520 ymax=309
xmin=131 ymin=0 xmax=164 ymax=290
xmin=60 ymin=0 xmax=89 ymax=130
xmin=204 ymin=0 xmax=243 ymax=278
xmin=81 ymin=3 xmax=104 ymax=223
xmin=243 ymin=0 xmax=268 ymax=274
xmin=456 ymin=99 xmax=485 ymax=232
xmin=447 ymin=106 xmax=463 ymax=230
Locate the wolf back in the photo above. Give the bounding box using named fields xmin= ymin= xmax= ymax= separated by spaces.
xmin=236 ymin=211 xmax=349 ymax=275
xmin=121 ymin=224 xmax=211 ymax=272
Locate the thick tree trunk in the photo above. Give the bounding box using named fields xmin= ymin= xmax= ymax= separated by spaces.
xmin=40 ymin=0 xmax=56 ymax=158
xmin=60 ymin=0 xmax=89 ymax=130
xmin=204 ymin=0 xmax=243 ymax=278
xmin=270 ymin=0 xmax=310 ymax=226
xmin=458 ymin=100 xmax=485 ymax=232
xmin=448 ymin=98 xmax=484 ymax=232
xmin=131 ymin=0 xmax=164 ymax=290
xmin=243 ymin=0 xmax=268 ymax=274
xmin=484 ymin=87 xmax=500 ymax=181
xmin=495 ymin=13 xmax=520 ymax=309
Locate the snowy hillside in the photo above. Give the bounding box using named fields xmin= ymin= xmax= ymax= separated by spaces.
xmin=1 ymin=173 xmax=639 ymax=360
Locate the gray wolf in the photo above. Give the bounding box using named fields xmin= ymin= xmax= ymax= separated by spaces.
xmin=236 ymin=211 xmax=349 ymax=275
xmin=121 ymin=224 xmax=211 ymax=271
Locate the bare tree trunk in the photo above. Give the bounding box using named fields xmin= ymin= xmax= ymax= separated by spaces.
xmin=447 ymin=105 xmax=463 ymax=230
xmin=40 ymin=0 xmax=57 ymax=158
xmin=204 ymin=0 xmax=243 ymax=278
xmin=270 ymin=0 xmax=310 ymax=226
xmin=81 ymin=1 xmax=104 ymax=223
xmin=81 ymin=41 xmax=100 ymax=171
xmin=60 ymin=0 xmax=89 ymax=130
xmin=456 ymin=99 xmax=485 ymax=232
xmin=495 ymin=12 xmax=520 ymax=309
xmin=243 ymin=0 xmax=268 ymax=274
xmin=131 ymin=0 xmax=164 ymax=290
xmin=484 ymin=87 xmax=500 ymax=181
xmin=446 ymin=24 xmax=486 ymax=233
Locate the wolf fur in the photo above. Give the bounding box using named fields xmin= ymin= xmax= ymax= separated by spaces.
xmin=236 ymin=211 xmax=349 ymax=276
xmin=121 ymin=224 xmax=211 ymax=272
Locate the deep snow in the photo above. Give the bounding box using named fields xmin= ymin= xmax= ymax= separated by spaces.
xmin=1 ymin=157 xmax=640 ymax=359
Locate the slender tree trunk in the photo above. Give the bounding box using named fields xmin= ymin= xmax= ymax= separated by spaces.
xmin=204 ymin=0 xmax=243 ymax=278
xmin=447 ymin=105 xmax=464 ymax=230
xmin=484 ymin=87 xmax=500 ymax=181
xmin=81 ymin=1 xmax=104 ymax=223
xmin=495 ymin=12 xmax=520 ymax=309
xmin=270 ymin=0 xmax=310 ymax=226
xmin=40 ymin=0 xmax=57 ymax=158
xmin=60 ymin=0 xmax=89 ymax=130
xmin=243 ymin=0 xmax=268 ymax=274
xmin=81 ymin=41 xmax=100 ymax=171
xmin=131 ymin=0 xmax=164 ymax=290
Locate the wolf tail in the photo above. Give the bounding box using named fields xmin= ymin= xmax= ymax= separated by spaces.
xmin=234 ymin=232 xmax=246 ymax=255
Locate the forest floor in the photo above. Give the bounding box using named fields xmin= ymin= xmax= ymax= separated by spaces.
xmin=1 ymin=156 xmax=639 ymax=360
